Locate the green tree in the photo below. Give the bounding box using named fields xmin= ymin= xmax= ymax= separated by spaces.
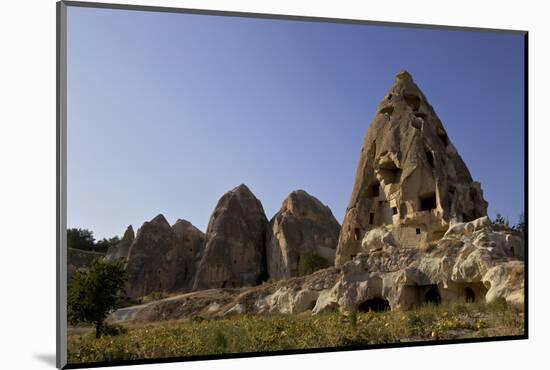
xmin=95 ymin=236 xmax=121 ymax=253
xmin=68 ymin=258 xmax=127 ymax=338
xmin=67 ymin=228 xmax=95 ymax=251
xmin=298 ymin=251 xmax=330 ymax=276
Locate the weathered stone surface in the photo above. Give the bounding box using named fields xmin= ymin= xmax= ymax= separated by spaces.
xmin=125 ymin=215 xmax=179 ymax=298
xmin=266 ymin=190 xmax=341 ymax=280
xmin=104 ymin=225 xmax=134 ymax=262
xmin=125 ymin=215 xmax=204 ymax=298
xmin=172 ymin=219 xmax=205 ymax=292
xmin=109 ymin=217 xmax=524 ymax=323
xmin=193 ymin=184 xmax=269 ymax=290
xmin=336 ymin=71 xmax=488 ymax=267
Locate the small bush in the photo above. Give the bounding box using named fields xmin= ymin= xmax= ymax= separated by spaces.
xmin=298 ymin=251 xmax=330 ymax=276
xmin=99 ymin=323 xmax=128 ymax=337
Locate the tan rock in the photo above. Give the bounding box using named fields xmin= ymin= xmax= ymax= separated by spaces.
xmin=104 ymin=225 xmax=134 ymax=262
xmin=336 ymin=71 xmax=488 ymax=266
xmin=267 ymin=190 xmax=341 ymax=280
xmin=193 ymin=184 xmax=269 ymax=290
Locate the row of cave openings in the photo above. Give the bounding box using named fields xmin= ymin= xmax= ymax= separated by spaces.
xmin=356 ymin=284 xmax=481 ymax=313
xmin=379 ymin=92 xmax=449 ymax=148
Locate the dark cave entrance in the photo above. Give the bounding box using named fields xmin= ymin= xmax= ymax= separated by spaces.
xmin=420 ymin=193 xmax=437 ymax=211
xmin=465 ymin=287 xmax=476 ymax=302
xmin=424 ymin=285 xmax=441 ymax=305
xmin=358 ymin=297 xmax=390 ymax=312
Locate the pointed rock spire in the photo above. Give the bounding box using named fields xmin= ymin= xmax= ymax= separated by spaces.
xmin=335 ymin=71 xmax=488 ymax=266
xmin=266 ymin=190 xmax=340 ymax=280
xmin=193 ymin=184 xmax=268 ymax=290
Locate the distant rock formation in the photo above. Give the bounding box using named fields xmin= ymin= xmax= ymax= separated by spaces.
xmin=125 ymin=214 xmax=204 ymax=298
xmin=267 ymin=190 xmax=341 ymax=280
xmin=172 ymin=219 xmax=205 ymax=292
xmin=193 ymin=184 xmax=269 ymax=290
xmin=125 ymin=215 xmax=179 ymax=298
xmin=336 ymin=71 xmax=488 ymax=267
xmin=104 ymin=225 xmax=134 ymax=262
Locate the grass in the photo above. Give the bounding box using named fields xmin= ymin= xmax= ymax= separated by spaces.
xmin=67 ymin=299 xmax=524 ymax=364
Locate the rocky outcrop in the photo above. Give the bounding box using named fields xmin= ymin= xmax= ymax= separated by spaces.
xmin=193 ymin=184 xmax=269 ymax=290
xmin=104 ymin=225 xmax=134 ymax=262
xmin=336 ymin=71 xmax=488 ymax=267
xmin=109 ymin=217 xmax=524 ymax=323
xmin=266 ymin=190 xmax=340 ymax=280
xmin=125 ymin=215 xmax=179 ymax=298
xmin=125 ymin=215 xmax=204 ymax=298
xmin=172 ymin=219 xmax=205 ymax=292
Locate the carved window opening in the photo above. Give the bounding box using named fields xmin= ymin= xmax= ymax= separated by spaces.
xmin=369 ymin=213 xmax=375 ymax=225
xmin=379 ymin=106 xmax=394 ymax=116
xmin=425 ymin=150 xmax=435 ymax=168
xmin=419 ymin=193 xmax=437 ymax=211
xmin=378 ymin=161 xmax=402 ymax=184
xmin=404 ymin=94 xmax=421 ymax=111
xmin=438 ymin=133 xmax=449 ymax=147
xmin=392 ymin=207 xmax=398 ymax=215
xmin=354 ymin=228 xmax=362 ymax=240
xmin=416 ymin=228 xmax=421 ymax=235
xmin=367 ymin=183 xmax=380 ymax=197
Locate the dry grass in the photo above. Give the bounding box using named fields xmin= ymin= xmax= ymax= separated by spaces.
xmin=67 ymin=299 xmax=524 ymax=364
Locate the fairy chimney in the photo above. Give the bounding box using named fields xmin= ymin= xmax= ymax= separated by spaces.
xmin=335 ymin=71 xmax=488 ymax=266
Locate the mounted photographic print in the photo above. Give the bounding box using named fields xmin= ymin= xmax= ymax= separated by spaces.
xmin=56 ymin=1 xmax=528 ymax=368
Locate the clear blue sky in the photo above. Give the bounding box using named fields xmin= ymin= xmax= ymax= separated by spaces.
xmin=67 ymin=6 xmax=525 ymax=239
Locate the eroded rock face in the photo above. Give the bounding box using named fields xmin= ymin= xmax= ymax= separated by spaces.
xmin=193 ymin=184 xmax=269 ymax=290
xmin=125 ymin=215 xmax=179 ymax=298
xmin=104 ymin=225 xmax=134 ymax=262
xmin=267 ymin=190 xmax=341 ymax=280
xmin=336 ymin=71 xmax=488 ymax=267
xmin=172 ymin=219 xmax=205 ymax=292
xmin=110 ymin=217 xmax=523 ymax=323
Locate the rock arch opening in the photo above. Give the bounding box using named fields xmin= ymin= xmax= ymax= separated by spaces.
xmin=379 ymin=106 xmax=394 ymax=116
xmin=358 ymin=297 xmax=390 ymax=312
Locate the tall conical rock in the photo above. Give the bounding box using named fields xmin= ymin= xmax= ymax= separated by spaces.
xmin=335 ymin=71 xmax=488 ymax=266
xmin=193 ymin=184 xmax=268 ymax=290
xmin=266 ymin=190 xmax=341 ymax=280
xmin=104 ymin=225 xmax=134 ymax=262
xmin=125 ymin=214 xmax=204 ymax=298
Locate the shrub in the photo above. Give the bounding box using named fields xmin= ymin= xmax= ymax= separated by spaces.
xmin=298 ymin=251 xmax=330 ymax=276
xmin=68 ymin=258 xmax=128 ymax=338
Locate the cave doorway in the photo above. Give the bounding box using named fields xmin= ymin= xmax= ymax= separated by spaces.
xmin=357 ymin=297 xmax=390 ymax=312
xmin=424 ymin=285 xmax=441 ymax=305
xmin=465 ymin=287 xmax=476 ymax=302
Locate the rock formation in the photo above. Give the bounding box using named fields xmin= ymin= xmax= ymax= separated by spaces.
xmin=172 ymin=219 xmax=205 ymax=292
xmin=266 ymin=190 xmax=341 ymax=280
xmin=109 ymin=217 xmax=524 ymax=323
xmin=336 ymin=71 xmax=488 ymax=266
xmin=125 ymin=214 xmax=204 ymax=298
xmin=104 ymin=225 xmax=134 ymax=262
xmin=193 ymin=184 xmax=269 ymax=290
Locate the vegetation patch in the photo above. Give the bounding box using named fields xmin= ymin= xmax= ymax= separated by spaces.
xmin=68 ymin=301 xmax=524 ymax=364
